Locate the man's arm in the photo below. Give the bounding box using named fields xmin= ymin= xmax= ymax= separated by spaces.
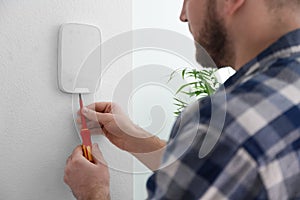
xmin=79 ymin=102 xmax=167 ymax=171
xmin=131 ymin=133 xmax=167 ymax=171
xmin=146 ymin=121 xmax=262 ymax=200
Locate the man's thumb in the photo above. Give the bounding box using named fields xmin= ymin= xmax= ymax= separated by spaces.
xmin=92 ymin=143 xmax=107 ymax=165
xmin=82 ymin=107 xmax=111 ymax=124
xmin=82 ymin=107 xmax=98 ymax=122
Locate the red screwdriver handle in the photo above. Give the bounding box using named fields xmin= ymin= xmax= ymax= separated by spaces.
xmin=80 ymin=129 xmax=93 ymax=162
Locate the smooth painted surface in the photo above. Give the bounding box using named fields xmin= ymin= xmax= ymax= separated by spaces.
xmin=0 ymin=1 xmax=133 ymax=199
xmin=132 ymin=0 xmax=193 ymax=199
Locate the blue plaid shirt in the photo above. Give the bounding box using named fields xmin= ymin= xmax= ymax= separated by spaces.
xmin=147 ymin=29 xmax=300 ymax=199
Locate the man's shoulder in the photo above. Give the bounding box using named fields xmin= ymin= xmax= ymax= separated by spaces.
xmin=171 ymin=61 xmax=300 ymax=156
xmin=218 ymin=62 xmax=300 ymax=161
xmin=223 ymin=60 xmax=300 ymax=117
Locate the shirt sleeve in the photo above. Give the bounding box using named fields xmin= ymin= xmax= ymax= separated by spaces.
xmin=146 ymin=97 xmax=266 ymax=200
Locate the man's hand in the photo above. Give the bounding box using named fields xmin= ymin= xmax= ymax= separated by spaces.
xmin=64 ymin=144 xmax=110 ymax=200
xmin=78 ymin=102 xmax=166 ymax=154
xmin=77 ymin=102 xmax=167 ymax=171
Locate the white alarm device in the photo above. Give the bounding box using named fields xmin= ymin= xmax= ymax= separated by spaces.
xmin=58 ymin=23 xmax=101 ymax=94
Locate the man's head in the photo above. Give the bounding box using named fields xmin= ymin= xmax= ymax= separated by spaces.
xmin=180 ymin=0 xmax=300 ymax=70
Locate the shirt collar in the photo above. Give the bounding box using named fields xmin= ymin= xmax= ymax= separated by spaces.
xmin=224 ymin=28 xmax=300 ymax=89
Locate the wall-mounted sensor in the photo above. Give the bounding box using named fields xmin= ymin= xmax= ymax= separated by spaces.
xmin=58 ymin=23 xmax=101 ymax=94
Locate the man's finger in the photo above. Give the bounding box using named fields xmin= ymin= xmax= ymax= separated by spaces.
xmin=86 ymin=121 xmax=101 ymax=129
xmin=89 ymin=127 xmax=105 ymax=135
xmin=76 ymin=117 xmax=81 ymax=124
xmin=86 ymin=102 xmax=111 ymax=112
xmin=82 ymin=107 xmax=113 ymax=124
xmin=72 ymin=145 xmax=83 ymax=156
xmin=92 ymin=143 xmax=107 ymax=166
xmin=87 ymin=102 xmax=122 ymax=114
xmin=66 ymin=155 xmax=72 ymax=164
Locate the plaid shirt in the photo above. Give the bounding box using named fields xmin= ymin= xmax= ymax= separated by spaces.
xmin=147 ymin=29 xmax=300 ymax=200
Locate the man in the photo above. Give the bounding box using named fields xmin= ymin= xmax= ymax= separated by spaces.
xmin=64 ymin=0 xmax=300 ymax=199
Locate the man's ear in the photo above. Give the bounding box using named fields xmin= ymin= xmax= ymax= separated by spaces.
xmin=224 ymin=0 xmax=246 ymax=15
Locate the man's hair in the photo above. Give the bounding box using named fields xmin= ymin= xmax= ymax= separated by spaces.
xmin=265 ymin=0 xmax=300 ymax=10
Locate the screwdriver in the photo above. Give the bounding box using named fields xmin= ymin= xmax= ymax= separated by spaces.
xmin=79 ymin=94 xmax=94 ymax=162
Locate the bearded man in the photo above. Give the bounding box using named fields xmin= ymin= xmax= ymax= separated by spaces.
xmin=64 ymin=0 xmax=300 ymax=199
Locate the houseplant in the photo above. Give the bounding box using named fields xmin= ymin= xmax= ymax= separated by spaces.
xmin=169 ymin=68 xmax=220 ymax=116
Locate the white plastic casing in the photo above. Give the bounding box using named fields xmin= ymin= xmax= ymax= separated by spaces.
xmin=58 ymin=23 xmax=101 ymax=94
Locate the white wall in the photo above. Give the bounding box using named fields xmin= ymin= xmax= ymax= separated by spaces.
xmin=0 ymin=1 xmax=133 ymax=199
xmin=132 ymin=0 xmax=192 ymax=199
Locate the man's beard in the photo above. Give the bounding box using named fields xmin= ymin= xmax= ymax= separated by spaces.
xmin=195 ymin=1 xmax=234 ymax=68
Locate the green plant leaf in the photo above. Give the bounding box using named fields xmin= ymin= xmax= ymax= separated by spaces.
xmin=169 ymin=67 xmax=220 ymax=116
xmin=175 ymin=82 xmax=199 ymax=94
xmin=181 ymin=68 xmax=187 ymax=79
